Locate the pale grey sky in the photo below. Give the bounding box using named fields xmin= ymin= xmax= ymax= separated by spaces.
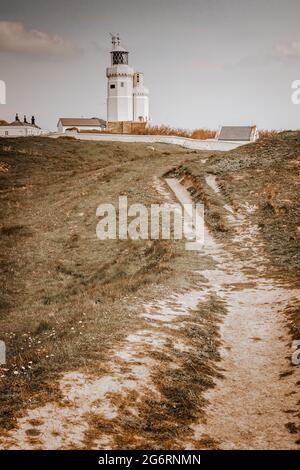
xmin=0 ymin=0 xmax=299 ymax=130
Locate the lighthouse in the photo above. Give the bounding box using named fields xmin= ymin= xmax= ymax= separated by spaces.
xmin=106 ymin=35 xmax=149 ymax=125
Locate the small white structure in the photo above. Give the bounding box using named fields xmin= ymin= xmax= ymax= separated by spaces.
xmin=0 ymin=115 xmax=41 ymax=137
xmin=57 ymin=118 xmax=106 ymax=134
xmin=215 ymin=126 xmax=259 ymax=142
xmin=106 ymin=35 xmax=149 ymax=123
xmin=133 ymin=72 xmax=149 ymax=122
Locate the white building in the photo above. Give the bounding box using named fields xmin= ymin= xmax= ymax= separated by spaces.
xmin=106 ymin=35 xmax=149 ymax=123
xmin=57 ymin=118 xmax=106 ymax=134
xmin=0 ymin=115 xmax=42 ymax=137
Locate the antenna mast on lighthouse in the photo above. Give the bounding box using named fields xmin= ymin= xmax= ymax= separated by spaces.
xmin=110 ymin=33 xmax=120 ymax=48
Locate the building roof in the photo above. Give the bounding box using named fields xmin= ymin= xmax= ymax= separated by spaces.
xmin=58 ymin=118 xmax=106 ymax=127
xmin=217 ymin=126 xmax=256 ymax=141
xmin=0 ymin=120 xmax=40 ymax=129
xmin=8 ymin=120 xmax=40 ymax=129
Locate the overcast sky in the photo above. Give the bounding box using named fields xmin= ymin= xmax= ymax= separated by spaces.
xmin=0 ymin=0 xmax=299 ymax=131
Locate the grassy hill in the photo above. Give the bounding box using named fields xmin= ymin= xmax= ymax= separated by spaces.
xmin=0 ymin=137 xmax=206 ymax=429
xmin=0 ymin=133 xmax=299 ymax=442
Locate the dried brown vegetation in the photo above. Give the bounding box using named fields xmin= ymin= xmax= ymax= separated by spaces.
xmin=0 ymin=137 xmax=212 ymax=430
xmin=83 ymin=294 xmax=225 ymax=449
xmin=258 ymin=129 xmax=281 ymax=140
xmin=165 ymin=131 xmax=300 ymax=447
xmin=1 ymin=132 xmax=299 ymax=449
xmin=168 ymin=131 xmax=300 ymax=278
xmin=133 ymin=125 xmax=216 ymax=140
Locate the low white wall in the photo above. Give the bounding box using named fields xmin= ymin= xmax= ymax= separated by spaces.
xmin=0 ymin=126 xmax=42 ymax=137
xmin=60 ymin=126 xmax=106 ymax=133
xmin=0 ymin=127 xmax=25 ymax=137
xmin=55 ymin=132 xmax=249 ymax=151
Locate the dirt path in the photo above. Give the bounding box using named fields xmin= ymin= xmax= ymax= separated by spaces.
xmin=0 ymin=177 xmax=299 ymax=450
xmin=183 ymin=175 xmax=300 ymax=449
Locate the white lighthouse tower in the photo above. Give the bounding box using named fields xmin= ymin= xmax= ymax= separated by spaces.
xmin=106 ymin=35 xmax=149 ymax=125
xmin=106 ymin=34 xmax=134 ymax=122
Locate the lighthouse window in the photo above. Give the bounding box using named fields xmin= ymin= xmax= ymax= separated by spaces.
xmin=110 ymin=84 xmax=116 ymax=89
xmin=120 ymin=82 xmax=124 ymax=87
xmin=112 ymin=51 xmax=128 ymax=65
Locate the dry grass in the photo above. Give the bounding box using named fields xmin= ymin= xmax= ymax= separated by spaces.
xmin=168 ymin=131 xmax=300 ymax=278
xmin=164 ymin=130 xmax=300 ymax=445
xmin=83 ymin=294 xmax=225 ymax=449
xmin=166 ymin=131 xmax=300 ymax=390
xmin=164 ymin=168 xmax=229 ymax=234
xmin=190 ymin=129 xmax=216 ymax=140
xmin=68 ymin=126 xmax=216 ymax=139
xmin=134 ymin=125 xmax=216 ymax=140
xmin=3 ymin=132 xmax=298 ymax=446
xmin=0 ymin=137 xmax=211 ymax=430
xmin=259 ymin=129 xmax=281 ymax=140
